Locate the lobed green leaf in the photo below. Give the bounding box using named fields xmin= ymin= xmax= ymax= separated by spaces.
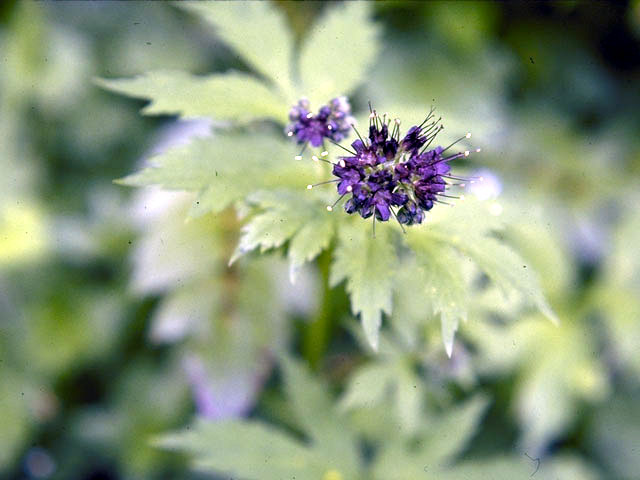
xmin=179 ymin=1 xmax=295 ymax=98
xmin=96 ymin=71 xmax=288 ymax=124
xmin=299 ymin=2 xmax=380 ymax=106
xmin=330 ymin=221 xmax=397 ymax=351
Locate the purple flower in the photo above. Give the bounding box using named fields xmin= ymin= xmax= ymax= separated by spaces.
xmin=308 ymin=105 xmax=480 ymax=229
xmin=286 ymin=96 xmax=354 ymax=149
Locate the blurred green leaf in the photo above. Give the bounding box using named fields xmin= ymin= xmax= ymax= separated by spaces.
xmin=179 ymin=1 xmax=295 ymax=98
xmin=299 ymin=2 xmax=380 ymax=105
xmin=279 ymin=357 xmax=360 ymax=475
xmin=371 ymin=396 xmax=489 ymax=478
xmin=96 ymin=71 xmax=288 ymax=124
xmin=118 ymin=134 xmax=314 ymax=218
xmin=156 ymin=356 xmax=360 ymax=480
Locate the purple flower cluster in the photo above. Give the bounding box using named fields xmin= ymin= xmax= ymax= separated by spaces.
xmin=286 ymin=97 xmax=354 ymax=148
xmin=325 ymin=108 xmax=477 ymax=227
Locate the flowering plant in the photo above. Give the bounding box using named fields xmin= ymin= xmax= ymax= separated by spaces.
xmin=99 ymin=2 xmax=557 ymax=478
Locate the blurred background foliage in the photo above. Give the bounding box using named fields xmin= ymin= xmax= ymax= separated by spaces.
xmin=1 ymin=1 xmax=639 ymax=479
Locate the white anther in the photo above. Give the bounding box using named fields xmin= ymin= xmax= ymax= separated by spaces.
xmin=464 ymin=151 xmax=470 ymax=157
xmin=395 ymin=118 xmax=401 ymax=124
xmin=466 ymin=132 xmax=472 ymax=138
xmin=346 ymin=185 xmax=353 ymax=192
xmin=306 ymin=113 xmax=313 ymax=119
xmin=339 ymin=160 xmax=346 ymax=167
xmin=327 ymin=125 xmax=333 ymax=130
xmin=321 ymin=151 xmax=329 ymax=157
xmin=460 ymin=195 xmax=465 ymax=200
xmin=312 ymin=155 xmax=319 ymax=162
xmin=460 ymin=183 xmax=466 ymax=187
xmin=480 ymin=176 xmax=484 ymax=181
xmin=294 ymin=155 xmax=303 ymax=161
xmin=307 ymin=184 xmax=313 ymax=190
xmin=369 ymin=113 xmax=376 ymax=119
xmin=476 ymin=148 xmax=482 ymax=153
xmin=326 ymin=206 xmax=333 ymax=212
xmin=287 ymin=131 xmax=293 ymax=137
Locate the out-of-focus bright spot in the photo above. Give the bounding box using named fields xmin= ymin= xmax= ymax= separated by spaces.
xmin=489 ymin=202 xmax=503 ymax=216
xmin=0 ymin=202 xmax=48 ymax=265
xmin=24 ymin=447 xmax=56 ymax=479
xmin=322 ymin=470 xmax=344 ymax=480
xmin=468 ymin=168 xmax=502 ymax=200
xmin=572 ymin=363 xmax=608 ymax=399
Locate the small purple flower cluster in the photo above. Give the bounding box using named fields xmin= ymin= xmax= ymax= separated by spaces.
xmin=286 ymin=97 xmax=354 ymax=148
xmin=328 ymin=108 xmax=477 ymax=226
xmin=288 ymin=99 xmax=479 ymax=228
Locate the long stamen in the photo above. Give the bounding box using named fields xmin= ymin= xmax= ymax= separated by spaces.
xmin=418 ymin=106 xmax=436 ymax=128
xmin=328 ymin=139 xmax=356 ymax=156
xmin=372 ymin=214 xmax=376 ymax=238
xmin=311 ymin=154 xmax=337 ymax=166
xmin=294 ymin=142 xmax=308 ymax=161
xmin=350 ymin=123 xmax=365 ymax=145
xmin=307 ymin=179 xmax=339 ymax=190
xmin=422 ymin=124 xmax=445 ymax=150
xmin=326 ymin=193 xmax=347 ymax=211
xmin=441 ymin=132 xmax=471 ymax=153
xmin=390 ymin=208 xmax=406 ymax=234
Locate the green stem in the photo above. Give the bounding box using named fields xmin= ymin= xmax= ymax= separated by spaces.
xmin=302 ymin=248 xmax=334 ymax=371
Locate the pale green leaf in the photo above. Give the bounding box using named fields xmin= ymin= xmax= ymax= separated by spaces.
xmin=229 ymin=190 xmax=335 ymax=275
xmin=95 ymin=71 xmax=288 ymax=124
xmin=340 ymin=360 xmax=423 ymax=435
xmin=417 ymin=197 xmax=556 ymax=325
xmin=371 ymin=396 xmax=489 ymax=479
xmin=288 ymin=216 xmax=334 ymax=282
xmin=394 ymin=362 xmax=425 ymax=434
xmin=155 ymin=420 xmax=327 ymax=480
xmin=117 ymin=134 xmax=314 ymax=217
xmin=279 ymin=357 xmax=360 ymax=475
xmin=339 ymin=362 xmax=395 ymax=412
xmin=179 ymin=1 xmax=295 ymax=97
xmin=417 ymin=395 xmax=488 ymax=464
xmin=299 ymin=2 xmax=380 ymax=106
xmin=330 ymin=221 xmax=397 ymax=350
xmin=406 ymin=234 xmax=468 ymax=357
xmin=456 ymin=237 xmax=557 ymax=324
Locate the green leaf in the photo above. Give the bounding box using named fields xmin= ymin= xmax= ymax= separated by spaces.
xmin=288 ymin=215 xmax=334 ymax=282
xmin=299 ymin=2 xmax=380 ymax=106
xmin=330 ymin=221 xmax=397 ymax=351
xmin=340 ymin=360 xmax=424 ymax=435
xmin=339 ymin=362 xmax=395 ymax=412
xmin=280 ymin=357 xmax=360 ymax=475
xmin=406 ymin=235 xmax=468 ymax=357
xmin=417 ymin=395 xmax=489 ymax=465
xmin=371 ymin=396 xmax=489 ymax=479
xmin=179 ymin=1 xmax=295 ymax=98
xmin=155 ymin=357 xmax=360 ymax=479
xmin=156 ymin=420 xmax=327 ymax=480
xmin=229 ymin=190 xmax=334 ymax=277
xmin=95 ymin=71 xmax=288 ymax=124
xmin=455 ymin=236 xmax=557 ymax=324
xmin=117 ymin=134 xmax=314 ymax=217
xmin=411 ymin=198 xmax=556 ymax=346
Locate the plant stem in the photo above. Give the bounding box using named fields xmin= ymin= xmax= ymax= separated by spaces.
xmin=302 ymin=248 xmax=334 ymax=371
